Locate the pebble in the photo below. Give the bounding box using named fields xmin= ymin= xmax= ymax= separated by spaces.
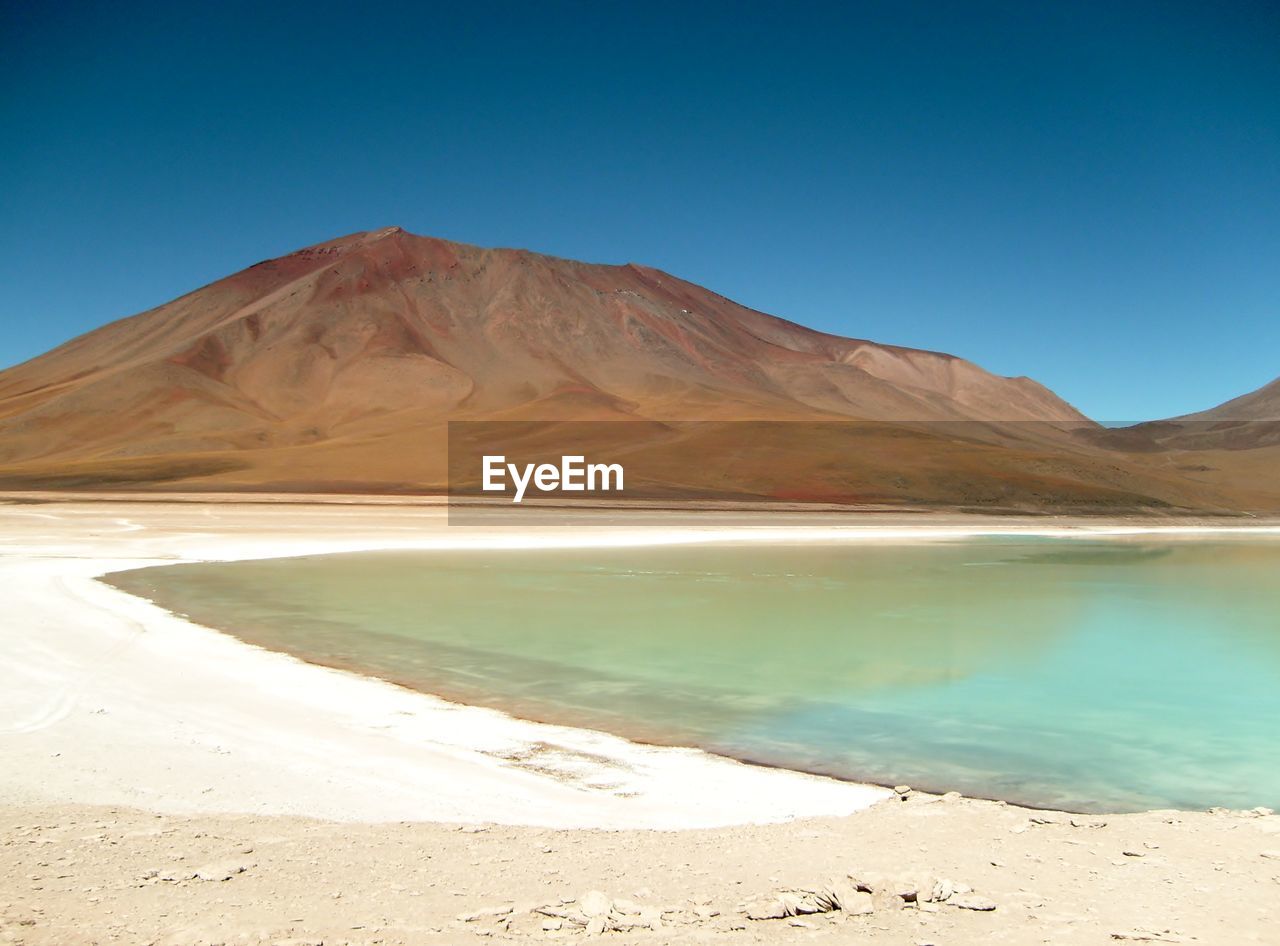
xmin=192 ymin=862 xmax=251 ymax=882
xmin=1111 ymin=929 xmax=1184 ymax=942
xmin=457 ymin=906 xmax=512 ymax=923
xmin=1070 ymin=818 xmax=1107 ymax=829
xmin=948 ymin=894 xmax=997 ymax=911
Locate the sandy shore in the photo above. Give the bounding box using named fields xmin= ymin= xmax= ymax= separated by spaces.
xmin=2 ymin=500 xmax=913 ymax=828
xmin=2 ymin=498 xmax=1278 ymax=944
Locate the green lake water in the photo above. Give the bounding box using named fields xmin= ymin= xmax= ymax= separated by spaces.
xmin=106 ymin=538 xmax=1280 ymax=812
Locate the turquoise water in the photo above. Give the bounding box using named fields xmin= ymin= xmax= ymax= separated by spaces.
xmin=107 ymin=538 xmax=1280 ymax=812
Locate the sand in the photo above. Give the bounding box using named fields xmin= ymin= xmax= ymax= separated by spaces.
xmin=2 ymin=497 xmax=1278 ymax=944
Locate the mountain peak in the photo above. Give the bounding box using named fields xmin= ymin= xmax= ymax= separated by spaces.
xmin=0 ymin=227 xmax=1115 ymax=499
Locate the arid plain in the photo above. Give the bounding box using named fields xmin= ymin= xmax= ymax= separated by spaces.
xmin=2 ymin=498 xmax=1279 ymax=946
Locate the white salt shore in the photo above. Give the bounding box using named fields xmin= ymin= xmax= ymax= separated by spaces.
xmin=2 ymin=499 xmax=1277 ymax=829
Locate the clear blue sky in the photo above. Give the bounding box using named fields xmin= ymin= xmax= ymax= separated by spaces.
xmin=3 ymin=1 xmax=1277 ymax=421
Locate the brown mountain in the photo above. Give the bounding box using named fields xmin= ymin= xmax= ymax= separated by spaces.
xmin=0 ymin=228 xmax=1270 ymax=511
xmin=1111 ymin=377 xmax=1280 ymax=452
xmin=1183 ymin=376 xmax=1280 ymax=422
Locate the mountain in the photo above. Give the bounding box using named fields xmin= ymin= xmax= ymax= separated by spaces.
xmin=1183 ymin=376 xmax=1280 ymax=422
xmin=1115 ymin=377 xmax=1280 ymax=452
xmin=0 ymin=227 xmax=1270 ymax=511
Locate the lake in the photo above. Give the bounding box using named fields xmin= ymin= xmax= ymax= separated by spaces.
xmin=106 ymin=537 xmax=1280 ymax=812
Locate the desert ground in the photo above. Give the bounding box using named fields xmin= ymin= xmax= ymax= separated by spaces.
xmin=2 ymin=497 xmax=1278 ymax=946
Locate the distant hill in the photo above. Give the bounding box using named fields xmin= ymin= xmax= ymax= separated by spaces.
xmin=1117 ymin=377 xmax=1280 ymax=451
xmin=1182 ymin=376 xmax=1280 ymax=422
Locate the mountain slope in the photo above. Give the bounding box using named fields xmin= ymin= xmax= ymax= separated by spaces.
xmin=0 ymin=228 xmax=1268 ymax=511
xmin=0 ymin=227 xmax=1087 ymax=438
xmin=0 ymin=227 xmax=1081 ymax=453
xmin=1178 ymin=376 xmax=1280 ymax=423
xmin=1117 ymin=377 xmax=1280 ymax=451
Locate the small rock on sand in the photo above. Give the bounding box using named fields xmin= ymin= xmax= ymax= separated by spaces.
xmin=842 ymin=890 xmax=874 ymax=915
xmin=744 ymin=887 xmax=839 ymax=920
xmin=948 ymin=894 xmax=997 ymax=911
xmin=1110 ymin=929 xmax=1185 ymax=942
xmin=458 ymin=906 xmax=513 ymax=922
xmin=579 ymin=890 xmax=612 ymax=918
xmin=192 ymin=861 xmax=251 ymax=882
xmin=1071 ymin=818 xmax=1108 ymax=828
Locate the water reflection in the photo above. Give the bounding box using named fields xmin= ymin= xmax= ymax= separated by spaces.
xmin=107 ymin=538 xmax=1280 ymax=812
